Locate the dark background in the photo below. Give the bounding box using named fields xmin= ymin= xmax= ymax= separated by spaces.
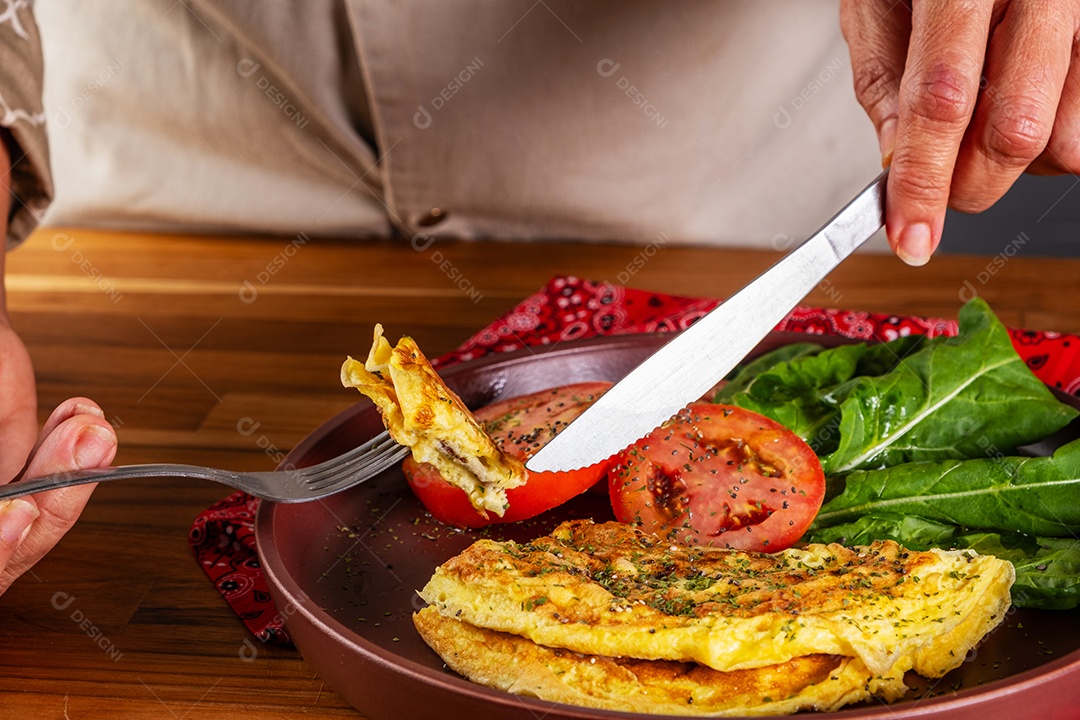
xmin=941 ymin=174 xmax=1079 ymax=257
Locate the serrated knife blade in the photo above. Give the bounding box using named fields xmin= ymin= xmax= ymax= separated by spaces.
xmin=526 ymin=170 xmax=888 ymax=472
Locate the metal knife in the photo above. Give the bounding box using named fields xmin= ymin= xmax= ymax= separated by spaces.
xmin=526 ymin=169 xmax=888 ymax=472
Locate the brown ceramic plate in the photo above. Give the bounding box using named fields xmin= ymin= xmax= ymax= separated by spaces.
xmin=256 ymin=333 xmax=1080 ymax=720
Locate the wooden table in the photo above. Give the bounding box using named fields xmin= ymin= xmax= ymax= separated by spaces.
xmin=1 ymin=227 xmax=1077 ymax=718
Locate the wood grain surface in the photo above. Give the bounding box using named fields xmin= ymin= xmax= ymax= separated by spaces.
xmin=1 ymin=227 xmax=1078 ymax=718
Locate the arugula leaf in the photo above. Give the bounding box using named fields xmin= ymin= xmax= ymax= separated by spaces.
xmin=825 ymin=299 xmax=1077 ymax=472
xmin=805 ymin=512 xmax=959 ymax=548
xmin=954 ymin=533 xmax=1080 ymax=610
xmin=718 ymin=299 xmax=1077 ymax=474
xmin=720 ymin=341 xmax=825 ymax=397
xmin=716 ymin=336 xmax=926 ymax=457
xmin=812 ymin=438 xmax=1080 ymax=537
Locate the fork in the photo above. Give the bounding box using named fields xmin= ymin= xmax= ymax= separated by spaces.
xmin=0 ymin=431 xmax=409 ymax=504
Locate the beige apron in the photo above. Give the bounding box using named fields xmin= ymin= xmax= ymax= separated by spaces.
xmin=0 ymin=0 xmax=51 ymax=247
xmin=31 ymin=1 xmax=883 ymax=249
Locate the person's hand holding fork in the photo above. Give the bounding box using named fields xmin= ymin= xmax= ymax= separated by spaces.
xmin=0 ymin=137 xmax=117 ymax=596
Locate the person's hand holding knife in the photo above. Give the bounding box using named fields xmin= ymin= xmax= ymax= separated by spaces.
xmin=842 ymin=0 xmax=1080 ymax=265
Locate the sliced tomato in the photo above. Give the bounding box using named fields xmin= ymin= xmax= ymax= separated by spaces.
xmin=608 ymin=403 xmax=825 ymax=552
xmin=403 ymin=382 xmax=612 ymax=528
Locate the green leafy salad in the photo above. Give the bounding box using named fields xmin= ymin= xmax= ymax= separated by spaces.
xmin=716 ymin=298 xmax=1080 ymax=610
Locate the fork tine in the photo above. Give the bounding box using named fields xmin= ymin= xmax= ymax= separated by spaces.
xmin=297 ymin=432 xmax=410 ymax=493
xmin=300 ymin=431 xmax=395 ymax=472
xmin=305 ymin=447 xmax=409 ymax=492
xmin=332 ymin=448 xmax=402 ymax=479
xmin=319 ymin=437 xmax=402 ymax=478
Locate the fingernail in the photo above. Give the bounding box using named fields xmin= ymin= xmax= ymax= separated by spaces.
xmin=0 ymin=499 xmax=39 ymax=546
xmin=75 ymin=402 xmax=105 ymax=419
xmin=879 ymin=117 xmax=897 ymax=168
xmin=75 ymin=425 xmax=116 ymax=470
xmin=896 ymin=223 xmax=934 ymax=267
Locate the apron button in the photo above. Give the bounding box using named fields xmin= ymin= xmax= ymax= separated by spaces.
xmin=416 ymin=208 xmax=447 ymax=227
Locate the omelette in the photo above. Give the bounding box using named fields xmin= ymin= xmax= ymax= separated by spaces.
xmin=414 ymin=607 xmax=907 ymax=716
xmin=341 ymin=324 xmax=525 ymax=517
xmin=418 ymin=520 xmax=1013 ymax=709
